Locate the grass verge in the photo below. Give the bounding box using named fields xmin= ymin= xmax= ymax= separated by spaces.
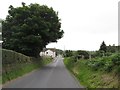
xmin=0 ymin=75 xmax=1 ymax=84
xmin=64 ymin=57 xmax=119 ymax=88
xmin=2 ymin=56 xmax=52 ymax=84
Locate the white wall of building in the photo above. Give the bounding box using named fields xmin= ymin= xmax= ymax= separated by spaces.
xmin=40 ymin=50 xmax=56 ymax=58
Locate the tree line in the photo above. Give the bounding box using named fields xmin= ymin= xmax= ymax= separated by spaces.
xmin=64 ymin=41 xmax=120 ymax=60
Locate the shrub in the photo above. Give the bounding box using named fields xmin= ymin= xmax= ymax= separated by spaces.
xmin=104 ymin=65 xmax=113 ymax=72
xmin=112 ymin=53 xmax=120 ymax=66
xmin=116 ymin=66 xmax=120 ymax=75
xmin=77 ymin=50 xmax=89 ymax=59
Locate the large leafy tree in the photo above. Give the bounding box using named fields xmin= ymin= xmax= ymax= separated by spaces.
xmin=2 ymin=3 xmax=64 ymax=57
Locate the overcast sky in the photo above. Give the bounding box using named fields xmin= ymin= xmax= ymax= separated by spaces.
xmin=0 ymin=0 xmax=119 ymax=51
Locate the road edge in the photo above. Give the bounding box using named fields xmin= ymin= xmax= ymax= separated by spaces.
xmin=62 ymin=59 xmax=85 ymax=88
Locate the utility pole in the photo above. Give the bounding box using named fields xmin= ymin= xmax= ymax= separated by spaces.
xmin=89 ymin=51 xmax=91 ymax=60
xmin=63 ymin=45 xmax=65 ymax=57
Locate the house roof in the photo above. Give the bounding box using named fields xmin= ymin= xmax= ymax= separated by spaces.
xmin=42 ymin=48 xmax=56 ymax=52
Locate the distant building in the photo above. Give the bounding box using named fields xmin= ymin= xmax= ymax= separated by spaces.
xmin=40 ymin=48 xmax=56 ymax=58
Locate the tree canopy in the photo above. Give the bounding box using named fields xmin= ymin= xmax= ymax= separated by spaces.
xmin=64 ymin=50 xmax=73 ymax=57
xmin=2 ymin=3 xmax=64 ymax=57
xmin=99 ymin=41 xmax=107 ymax=53
xmin=77 ymin=50 xmax=89 ymax=59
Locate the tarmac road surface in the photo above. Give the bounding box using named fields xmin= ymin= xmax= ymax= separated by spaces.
xmin=3 ymin=56 xmax=83 ymax=88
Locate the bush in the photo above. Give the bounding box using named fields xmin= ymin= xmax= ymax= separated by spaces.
xmin=77 ymin=50 xmax=89 ymax=59
xmin=2 ymin=49 xmax=32 ymax=65
xmin=84 ymin=53 xmax=120 ymax=74
xmin=116 ymin=66 xmax=120 ymax=75
xmin=112 ymin=53 xmax=120 ymax=66
xmin=104 ymin=65 xmax=113 ymax=72
xmin=64 ymin=50 xmax=73 ymax=57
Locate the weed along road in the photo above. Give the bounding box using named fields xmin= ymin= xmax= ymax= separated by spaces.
xmin=3 ymin=56 xmax=82 ymax=88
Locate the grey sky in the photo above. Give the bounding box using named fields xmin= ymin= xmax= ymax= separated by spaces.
xmin=0 ymin=0 xmax=119 ymax=51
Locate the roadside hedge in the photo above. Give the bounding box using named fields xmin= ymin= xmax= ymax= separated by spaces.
xmin=2 ymin=49 xmax=52 ymax=84
xmin=85 ymin=53 xmax=120 ymax=74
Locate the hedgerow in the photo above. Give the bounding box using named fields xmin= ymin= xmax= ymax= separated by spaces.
xmin=85 ymin=53 xmax=120 ymax=74
xmin=2 ymin=49 xmax=52 ymax=84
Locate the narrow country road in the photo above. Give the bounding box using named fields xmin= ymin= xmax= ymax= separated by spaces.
xmin=3 ymin=56 xmax=83 ymax=88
